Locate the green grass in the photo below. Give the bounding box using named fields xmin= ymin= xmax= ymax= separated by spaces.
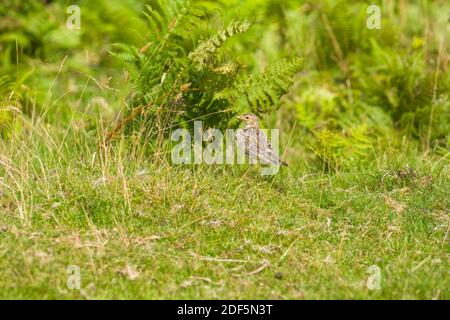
xmin=1 ymin=0 xmax=449 ymax=300
xmin=0 ymin=128 xmax=448 ymax=299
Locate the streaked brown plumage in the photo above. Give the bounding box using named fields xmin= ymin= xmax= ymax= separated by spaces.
xmin=236 ymin=113 xmax=288 ymax=167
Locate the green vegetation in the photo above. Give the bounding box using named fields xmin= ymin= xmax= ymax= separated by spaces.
xmin=0 ymin=0 xmax=449 ymax=299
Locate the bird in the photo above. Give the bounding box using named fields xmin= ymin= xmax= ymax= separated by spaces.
xmin=236 ymin=113 xmax=288 ymax=167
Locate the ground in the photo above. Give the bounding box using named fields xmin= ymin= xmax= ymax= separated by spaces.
xmin=0 ymin=137 xmax=448 ymax=299
xmin=1 ymin=0 xmax=449 ymax=301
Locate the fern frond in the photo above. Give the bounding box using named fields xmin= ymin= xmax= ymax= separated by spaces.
xmin=108 ymin=4 xmax=301 ymax=139
xmin=246 ymin=57 xmax=302 ymax=113
xmin=143 ymin=0 xmax=202 ymax=46
xmin=232 ymin=57 xmax=303 ymax=114
xmin=212 ymin=61 xmax=240 ymax=75
xmin=188 ymin=20 xmax=252 ymax=70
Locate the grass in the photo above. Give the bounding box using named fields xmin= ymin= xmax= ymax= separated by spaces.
xmin=0 ymin=124 xmax=448 ymax=299
xmin=1 ymin=0 xmax=449 ymax=300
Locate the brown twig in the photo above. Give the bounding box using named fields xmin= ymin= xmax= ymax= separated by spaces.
xmin=105 ymin=103 xmax=149 ymax=143
xmin=320 ymin=12 xmax=349 ymax=77
xmin=105 ymin=83 xmax=192 ymax=143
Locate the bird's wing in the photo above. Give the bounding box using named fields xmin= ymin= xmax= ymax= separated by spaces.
xmin=236 ymin=128 xmax=282 ymax=166
xmin=235 ymin=128 xmax=247 ymax=153
xmin=256 ymin=129 xmax=282 ymax=165
xmin=236 ymin=128 xmax=259 ymax=164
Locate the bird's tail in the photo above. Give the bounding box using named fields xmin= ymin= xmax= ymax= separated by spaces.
xmin=281 ymin=161 xmax=288 ymax=167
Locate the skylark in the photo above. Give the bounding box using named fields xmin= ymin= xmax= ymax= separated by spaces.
xmin=236 ymin=113 xmax=288 ymax=167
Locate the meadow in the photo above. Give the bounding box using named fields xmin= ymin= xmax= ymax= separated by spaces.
xmin=0 ymin=0 xmax=448 ymax=299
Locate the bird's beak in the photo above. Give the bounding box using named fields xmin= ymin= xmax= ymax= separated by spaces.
xmin=237 ymin=115 xmax=244 ymax=121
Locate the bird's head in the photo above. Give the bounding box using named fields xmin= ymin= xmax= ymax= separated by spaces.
xmin=238 ymin=113 xmax=259 ymax=128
